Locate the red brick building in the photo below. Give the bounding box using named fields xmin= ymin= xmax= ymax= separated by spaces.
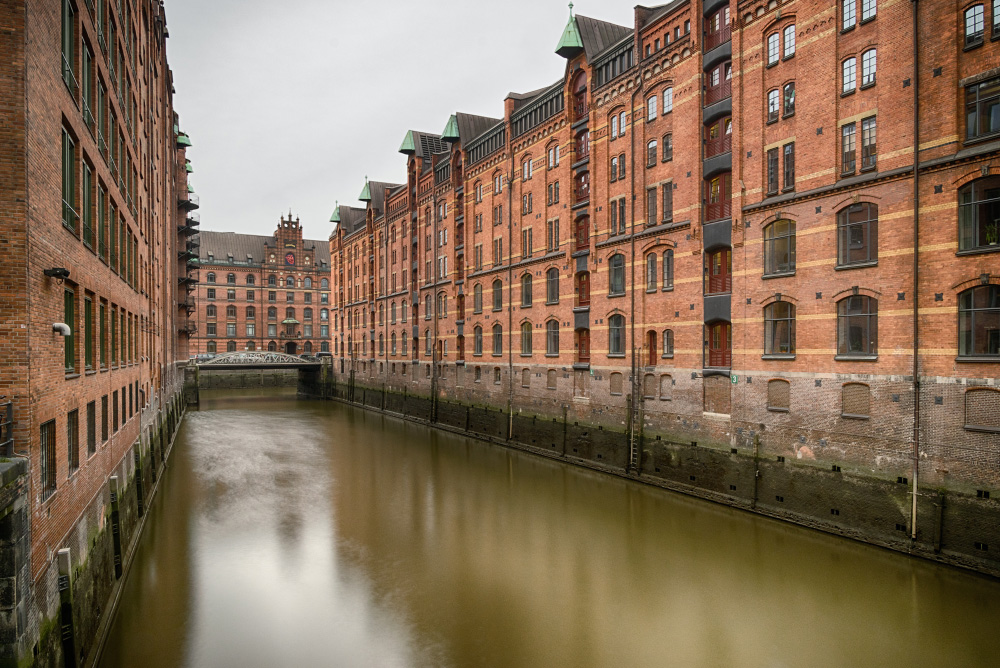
xmin=330 ymin=1 xmax=1000 ymax=572
xmin=190 ymin=215 xmax=332 ymax=356
xmin=0 ymin=0 xmax=191 ymax=662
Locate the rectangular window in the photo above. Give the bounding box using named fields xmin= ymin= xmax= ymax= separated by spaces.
xmin=84 ymin=297 xmax=93 ymax=370
xmin=522 ymin=228 xmax=532 ymax=258
xmin=98 ymin=302 xmax=106 ymax=368
xmin=861 ymin=0 xmax=876 ymax=22
xmin=861 ymin=116 xmax=876 ymax=170
xmin=62 ymin=129 xmax=77 ymax=231
xmin=618 ymin=199 xmax=627 ymax=235
xmin=783 ymin=25 xmax=795 ymax=57
xmin=226 ymin=323 xmax=236 ymax=337
xmin=783 ymin=83 xmax=795 ymax=116
xmin=101 ymin=395 xmax=108 ymax=442
xmin=41 ymin=420 xmax=56 ymax=500
xmin=767 ymin=89 xmax=779 ymax=123
xmin=861 ymin=49 xmax=876 ymax=87
xmin=663 ymin=87 xmax=673 ymax=113
xmin=842 ymin=124 xmax=857 ymax=174
xmin=766 ymin=148 xmax=779 ymax=194
xmin=767 ymin=33 xmax=779 ymax=64
xmin=67 ymin=409 xmax=79 ymax=474
xmin=610 ymin=199 xmax=618 ymax=233
xmin=662 ymin=134 xmax=673 ymax=161
xmin=112 ymin=390 xmax=118 ymax=431
xmin=647 ymin=95 xmax=657 ymax=121
xmin=64 ymin=289 xmax=76 ymax=373
xmin=206 ymin=323 xmax=216 ymax=337
xmin=268 ymin=324 xmax=277 ymax=337
xmin=82 ymin=164 xmax=93 ymax=247
xmin=965 ymin=76 xmax=1000 ymax=141
xmin=662 ymin=184 xmax=673 ymax=223
xmin=61 ymin=0 xmax=75 ymax=92
xmin=86 ymin=401 xmax=96 ymax=455
xmin=843 ymin=0 xmax=856 ymax=29
xmin=783 ymin=143 xmax=795 ymax=190
xmin=646 ymin=188 xmax=657 ymax=226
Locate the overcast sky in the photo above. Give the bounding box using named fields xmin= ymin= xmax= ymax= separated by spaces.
xmin=164 ymin=0 xmax=634 ymax=239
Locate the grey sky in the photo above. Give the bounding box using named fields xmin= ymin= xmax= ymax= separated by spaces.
xmin=164 ymin=0 xmax=634 ymax=239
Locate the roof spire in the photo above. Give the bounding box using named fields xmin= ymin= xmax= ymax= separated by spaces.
xmin=359 ymin=177 xmax=372 ymax=202
xmin=330 ymin=200 xmax=341 ymax=224
xmin=555 ymin=2 xmax=584 ymax=58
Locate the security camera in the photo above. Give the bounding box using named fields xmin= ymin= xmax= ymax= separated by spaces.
xmin=43 ymin=268 xmax=71 ymax=280
xmin=52 ymin=323 xmax=71 ymax=336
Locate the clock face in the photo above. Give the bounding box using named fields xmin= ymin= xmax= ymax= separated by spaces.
xmin=285 ymin=253 xmax=295 ymax=266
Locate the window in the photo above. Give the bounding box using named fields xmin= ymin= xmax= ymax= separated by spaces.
xmin=663 ymin=250 xmax=674 ymax=289
xmin=662 ymin=87 xmax=673 ymax=113
xmin=619 ymin=154 xmax=626 ymax=180
xmin=546 ymin=219 xmax=560 ymax=252
xmin=64 ymin=289 xmax=75 ymax=373
xmin=860 ymin=49 xmax=877 ymax=88
xmin=958 ymin=285 xmax=1000 ymax=357
xmin=842 ymin=124 xmax=857 ymax=174
xmin=547 ymin=369 xmax=557 ymax=389
xmin=965 ymin=389 xmax=1000 ymax=431
xmin=492 ymin=279 xmax=503 ymax=311
xmin=67 ymin=409 xmax=79 ymax=473
xmin=206 ymin=288 xmax=216 ymax=300
xmin=474 ymin=284 xmax=483 ymax=313
xmin=321 ymin=278 xmax=329 ymax=289
xmin=609 ymin=254 xmax=626 ymax=295
xmin=783 ymin=83 xmax=795 ymax=116
xmin=842 ymin=382 xmax=871 ymax=419
xmin=646 ymin=188 xmax=657 ymax=226
xmin=763 ymin=220 xmax=796 ymax=275
xmin=647 ymin=95 xmax=657 ymax=121
xmin=767 ymin=33 xmax=779 ymax=65
xmin=843 ymin=58 xmax=857 ymax=93
xmin=959 ymin=176 xmax=1000 ymax=251
xmin=837 ymin=202 xmax=878 ymax=266
xmin=966 ymin=5 xmax=985 ymax=46
xmin=492 ymin=324 xmax=503 ymax=355
xmin=843 ymin=0 xmax=857 ymax=28
xmin=783 ymin=143 xmax=795 ymax=190
xmin=247 ymin=290 xmax=255 ymax=301
xmin=546 ymin=320 xmax=559 ymax=355
xmin=766 ymin=148 xmax=779 ymax=193
xmin=767 ymin=379 xmax=791 ymax=411
xmin=522 ymin=157 xmax=532 ymax=181
xmin=83 ymin=297 xmax=93 ymax=371
xmin=268 ymin=275 xmax=276 ymax=286
xmin=767 ymin=89 xmax=779 ymax=123
xmin=474 ymin=326 xmax=483 ymax=355
xmin=546 ymin=268 xmax=559 ymax=304
xmin=609 ymin=372 xmax=624 ymax=395
xmin=286 ymin=276 xmax=294 ymax=287
xmin=41 ymin=420 xmax=56 ymax=500
xmin=646 ymin=254 xmax=657 ymax=291
xmin=246 ymin=323 xmax=256 ymax=337
xmin=861 ymin=116 xmax=877 ymax=170
xmin=764 ymin=302 xmax=796 ymax=355
xmin=662 ymin=329 xmax=674 ymax=356
xmin=521 ymin=322 xmax=532 ymax=354
xmin=226 ymin=305 xmax=237 ymax=318
xmin=646 ymin=139 xmax=657 ymax=166
xmin=783 ymin=25 xmax=795 ymax=57
xmin=62 ymin=128 xmax=77 ymax=231
xmin=965 ymin=76 xmax=1000 ymax=141
xmin=662 ymin=183 xmax=673 ymax=223
xmin=227 ymin=289 xmax=236 ymax=301
xmin=837 ymin=295 xmax=878 ymax=357
xmin=609 ymin=314 xmax=625 ymax=355
xmin=861 ymin=0 xmax=876 ymax=21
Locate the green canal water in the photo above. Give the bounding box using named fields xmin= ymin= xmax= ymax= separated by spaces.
xmin=98 ymin=389 xmax=1000 ymax=667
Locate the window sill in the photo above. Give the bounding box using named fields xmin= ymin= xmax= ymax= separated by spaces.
xmin=766 ymin=61 xmax=778 ymax=69
xmin=781 ymin=186 xmax=795 ymax=194
xmin=859 ymin=16 xmax=876 ymax=26
xmin=860 ymin=81 xmax=876 ymax=91
xmin=834 ymin=354 xmax=878 ymax=361
xmin=607 ymin=354 xmax=626 ymax=359
xmin=963 ymin=40 xmax=984 ymax=52
xmin=662 ymin=157 xmax=673 ymax=163
xmin=835 ymin=260 xmax=878 ymax=270
xmin=767 ymin=406 xmax=790 ymax=413
xmin=646 ymin=288 xmax=658 ymax=294
xmin=966 ymin=424 xmax=1000 ymax=434
xmin=492 ymin=354 xmax=503 ymax=358
xmin=782 ymin=112 xmax=795 ymax=120
xmin=762 ymin=353 xmax=795 ymax=360
xmin=841 ymin=89 xmax=856 ymax=98
xmin=840 ymin=169 xmax=856 ymax=179
xmin=956 ymin=246 xmax=1000 ymax=256
xmin=860 ymin=165 xmax=877 ymax=174
xmin=608 ymin=291 xmax=626 ymax=298
xmin=766 ymin=118 xmax=778 ymax=126
xmin=955 ymin=356 xmax=1000 ymax=363
xmin=762 ymin=271 xmax=795 ymax=279
xmin=65 ymin=372 xmax=80 ymax=380
xmin=545 ymin=353 xmax=560 ymax=358
xmin=842 ymin=413 xmax=870 ymax=420
xmin=545 ymin=300 xmax=559 ymax=306
xmin=661 ymin=354 xmax=674 ymax=360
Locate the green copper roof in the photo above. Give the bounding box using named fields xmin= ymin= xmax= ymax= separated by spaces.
xmin=555 ymin=3 xmax=583 ymax=58
xmin=399 ymin=130 xmax=416 ymax=155
xmin=441 ymin=114 xmax=460 ymax=143
xmin=185 ymin=161 xmax=193 ymax=173
xmin=187 ymin=183 xmax=194 ymax=193
xmin=359 ymin=178 xmax=371 ymax=202
xmin=176 ymin=133 xmax=193 ymax=147
xmin=330 ymin=202 xmax=341 ymax=223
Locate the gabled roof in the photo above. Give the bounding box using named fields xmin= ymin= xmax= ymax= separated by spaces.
xmin=575 ymin=14 xmax=632 ymax=61
xmin=336 ymin=205 xmax=368 ymax=236
xmin=198 ymin=230 xmax=331 ymax=266
xmin=454 ymin=112 xmax=503 ymax=145
xmin=399 ymin=130 xmax=448 ymax=158
xmin=365 ymin=181 xmax=403 ymax=211
xmin=639 ymin=0 xmax=687 ymax=30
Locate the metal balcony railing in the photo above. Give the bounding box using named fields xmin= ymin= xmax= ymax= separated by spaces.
xmin=705 ymin=132 xmax=732 ymax=159
xmin=705 ymin=80 xmax=732 ymax=106
xmin=704 ymin=24 xmax=731 ymax=51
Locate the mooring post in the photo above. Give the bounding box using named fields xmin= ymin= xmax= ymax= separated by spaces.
xmin=57 ymin=548 xmax=76 ymax=668
xmin=109 ymin=476 xmax=123 ymax=579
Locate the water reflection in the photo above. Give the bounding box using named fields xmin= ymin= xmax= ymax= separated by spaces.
xmin=100 ymin=391 xmax=1000 ymax=668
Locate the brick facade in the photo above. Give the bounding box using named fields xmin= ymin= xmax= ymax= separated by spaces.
xmin=328 ymin=0 xmax=1000 ymax=570
xmin=189 ymin=216 xmax=332 ymax=357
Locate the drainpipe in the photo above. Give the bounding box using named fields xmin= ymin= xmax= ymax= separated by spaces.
xmin=431 ymin=166 xmax=439 ymax=421
xmin=627 ymin=79 xmax=645 ymax=470
xmin=910 ymin=0 xmax=921 ymax=541
xmin=507 ymin=153 xmax=515 ymax=440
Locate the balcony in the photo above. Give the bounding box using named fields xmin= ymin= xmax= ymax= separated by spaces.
xmin=573 ymin=96 xmax=589 ymax=123
xmin=704 ymin=24 xmax=731 ymax=51
xmin=178 ymin=322 xmax=196 ymax=336
xmin=704 ymin=80 xmax=732 ymax=106
xmin=705 ymin=200 xmax=732 ymax=222
xmin=705 ymin=133 xmax=732 ymax=160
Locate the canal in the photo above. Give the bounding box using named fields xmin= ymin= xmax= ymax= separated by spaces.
xmin=99 ymin=389 xmax=1000 ymax=667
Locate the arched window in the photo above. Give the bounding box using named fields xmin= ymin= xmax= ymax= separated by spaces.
xmin=379 ymin=333 xmax=384 ymax=355
xmin=572 ymin=69 xmax=588 ymax=121
xmin=227 ymin=273 xmax=236 ymax=284
xmin=247 ymin=341 xmax=256 ymax=351
xmin=609 ymin=254 xmax=626 ymax=295
xmin=401 ymin=300 xmax=408 ymax=323
xmin=662 ymin=86 xmax=673 ymax=113
xmin=609 ymin=372 xmax=624 ymax=395
xmin=390 ymin=302 xmax=396 ymax=323
xmin=304 ymin=277 xmax=312 ymax=288
xmin=227 ymin=340 xmax=237 ymax=352
xmin=304 ymin=341 xmax=312 ymax=353
xmin=521 ymin=322 xmax=532 ymax=354
xmin=609 ymin=314 xmax=625 ymax=355
xmin=474 ymin=284 xmax=483 ymax=313
xmin=837 ymin=295 xmax=878 ymax=357
xmin=663 ymin=249 xmax=674 ymax=289
xmin=521 ymin=274 xmax=532 ymax=307
xmin=546 ymin=320 xmax=559 ymax=355
xmin=547 ymin=369 xmax=557 ymax=389
xmin=837 ymin=203 xmax=878 ymax=266
xmin=492 ymin=279 xmax=503 ymax=311
xmin=206 ymin=272 xmax=216 ymax=283
xmin=842 ymin=382 xmax=871 ymax=419
xmin=662 ymin=329 xmax=674 ymax=357
xmin=267 ymin=307 xmax=276 ymax=320
xmin=321 ymin=278 xmax=329 ymax=289
xmin=304 ymin=307 xmax=313 ymax=321
xmin=764 ymin=302 xmax=795 ymax=355
xmin=267 ymin=275 xmax=276 ymax=286
xmin=646 ymin=254 xmax=657 ymax=290
xmin=474 ymin=325 xmax=483 ymax=355
xmin=958 ymin=285 xmax=1000 ymax=357
xmin=763 ymin=220 xmax=796 ymax=275
xmin=267 ymin=341 xmax=276 ymax=351
xmin=246 ymin=275 xmax=255 ymax=285
xmin=226 ymin=305 xmax=236 ymax=318
xmin=546 ymin=268 xmax=559 ymax=304
xmin=958 ymin=176 xmax=1000 ymax=252
xmin=861 ymin=48 xmax=876 ymax=87
xmin=207 ymin=341 xmax=216 ymax=353
xmin=391 ymin=332 xmax=397 ymax=355
xmin=659 ymin=374 xmax=673 ymax=400
xmin=206 ymin=305 xmax=217 ymax=318
xmin=285 ymin=307 xmax=295 ymax=319
xmin=492 ymin=324 xmax=503 ymax=355
xmin=320 ymin=309 xmax=328 ymax=321
xmin=768 ymin=379 xmax=791 ymax=411
xmin=646 ymin=94 xmax=657 ymax=121
xmin=965 ymin=5 xmax=985 ymax=46
xmin=378 ymin=303 xmax=384 ymax=324
xmin=646 ymin=139 xmax=657 ymax=166
xmin=286 ymin=276 xmax=295 ymax=287
xmin=246 ymin=306 xmax=255 ymax=319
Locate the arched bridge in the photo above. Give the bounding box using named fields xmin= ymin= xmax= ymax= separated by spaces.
xmin=194 ymin=351 xmax=322 ymax=370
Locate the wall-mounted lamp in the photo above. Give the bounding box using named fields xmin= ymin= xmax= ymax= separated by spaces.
xmin=43 ymin=268 xmax=71 ymax=282
xmin=52 ymin=323 xmax=71 ymax=337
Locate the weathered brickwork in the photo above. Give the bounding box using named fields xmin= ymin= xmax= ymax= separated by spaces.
xmin=189 ymin=215 xmax=332 ymax=357
xmin=0 ymin=0 xmax=189 ymax=664
xmin=326 ymin=1 xmax=1000 ymax=574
